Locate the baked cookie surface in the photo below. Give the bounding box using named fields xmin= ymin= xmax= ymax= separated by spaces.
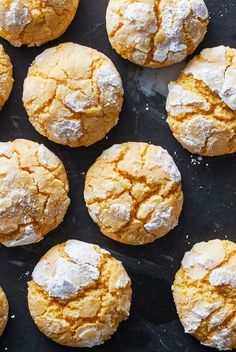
xmin=84 ymin=142 xmax=183 ymax=245
xmin=0 ymin=0 xmax=79 ymax=47
xmin=167 ymin=46 xmax=236 ymax=156
xmin=28 ymin=240 xmax=132 ymax=347
xmin=0 ymin=44 xmax=13 ymax=111
xmin=0 ymin=287 xmax=8 ymax=337
xmin=106 ymin=0 xmax=208 ymax=68
xmin=23 ymin=43 xmax=124 ymax=147
xmin=173 ymin=239 xmax=236 ymax=351
xmin=0 ymin=139 xmax=70 ymax=247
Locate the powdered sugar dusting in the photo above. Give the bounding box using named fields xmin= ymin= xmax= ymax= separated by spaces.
xmin=32 ymin=241 xmax=102 ymax=300
xmin=154 ymin=147 xmax=181 ymax=182
xmin=64 ymin=240 xmax=103 ymax=267
xmin=37 ymin=145 xmax=59 ymax=170
xmin=184 ymin=46 xmax=236 ymax=110
xmin=180 ymin=116 xmax=214 ymax=153
xmin=2 ymin=224 xmax=41 ymax=247
xmin=2 ymin=0 xmax=32 ymax=33
xmin=209 ymin=263 xmax=236 ymax=288
xmin=166 ymin=82 xmax=210 ymax=115
xmin=182 ymin=301 xmax=221 ymax=333
xmin=182 ymin=239 xmax=225 ymax=279
xmin=64 ymin=91 xmax=95 ymax=113
xmin=108 ymin=203 xmax=131 ymax=222
xmin=144 ymin=205 xmax=177 ymax=235
xmin=50 ymin=119 xmax=83 ymax=143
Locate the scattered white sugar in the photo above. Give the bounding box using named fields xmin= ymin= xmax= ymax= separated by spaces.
xmin=10 ymin=314 xmax=15 ymax=319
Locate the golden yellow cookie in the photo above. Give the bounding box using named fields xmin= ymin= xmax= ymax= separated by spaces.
xmin=0 ymin=44 xmax=13 ymax=110
xmin=0 ymin=139 xmax=70 ymax=247
xmin=106 ymin=0 xmax=208 ymax=68
xmin=0 ymin=0 xmax=79 ymax=47
xmin=167 ymin=46 xmax=236 ymax=156
xmin=28 ymin=240 xmax=132 ymax=347
xmin=173 ymin=239 xmax=236 ymax=351
xmin=84 ymin=142 xmax=183 ymax=245
xmin=0 ymin=287 xmax=8 ymax=337
xmin=23 ymin=43 xmax=124 ymax=147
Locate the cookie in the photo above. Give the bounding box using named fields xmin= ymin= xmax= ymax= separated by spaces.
xmin=106 ymin=0 xmax=208 ymax=68
xmin=0 ymin=287 xmax=8 ymax=337
xmin=0 ymin=0 xmax=79 ymax=47
xmin=0 ymin=44 xmax=13 ymax=111
xmin=173 ymin=239 xmax=236 ymax=351
xmin=84 ymin=142 xmax=183 ymax=245
xmin=0 ymin=139 xmax=70 ymax=247
xmin=23 ymin=43 xmax=124 ymax=147
xmin=28 ymin=240 xmax=132 ymax=347
xmin=167 ymin=46 xmax=236 ymax=156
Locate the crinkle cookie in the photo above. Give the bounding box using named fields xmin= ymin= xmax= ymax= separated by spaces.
xmin=28 ymin=240 xmax=132 ymax=347
xmin=84 ymin=142 xmax=183 ymax=245
xmin=23 ymin=43 xmax=124 ymax=147
xmin=0 ymin=287 xmax=8 ymax=337
xmin=106 ymin=0 xmax=208 ymax=68
xmin=0 ymin=44 xmax=13 ymax=111
xmin=167 ymin=46 xmax=236 ymax=156
xmin=0 ymin=139 xmax=70 ymax=247
xmin=173 ymin=239 xmax=236 ymax=351
xmin=0 ymin=0 xmax=79 ymax=47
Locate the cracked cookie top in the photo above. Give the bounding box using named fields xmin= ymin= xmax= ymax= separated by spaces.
xmin=0 ymin=0 xmax=79 ymax=47
xmin=173 ymin=239 xmax=236 ymax=351
xmin=84 ymin=142 xmax=183 ymax=245
xmin=22 ymin=43 xmax=124 ymax=147
xmin=166 ymin=46 xmax=236 ymax=156
xmin=106 ymin=0 xmax=208 ymax=68
xmin=0 ymin=287 xmax=8 ymax=337
xmin=0 ymin=44 xmax=13 ymax=111
xmin=0 ymin=139 xmax=70 ymax=247
xmin=28 ymin=240 xmax=131 ymax=347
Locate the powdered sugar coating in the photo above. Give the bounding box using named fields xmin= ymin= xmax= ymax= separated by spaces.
xmin=154 ymin=147 xmax=181 ymax=182
xmin=182 ymin=301 xmax=221 ymax=334
xmin=184 ymin=46 xmax=236 ymax=110
xmin=166 ymin=82 xmax=210 ymax=115
xmin=106 ymin=0 xmax=208 ymax=68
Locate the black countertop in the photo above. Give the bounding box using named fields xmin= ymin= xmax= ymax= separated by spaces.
xmin=0 ymin=1 xmax=236 ymax=351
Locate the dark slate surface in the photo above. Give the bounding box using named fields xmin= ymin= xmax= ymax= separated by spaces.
xmin=0 ymin=1 xmax=236 ymax=351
